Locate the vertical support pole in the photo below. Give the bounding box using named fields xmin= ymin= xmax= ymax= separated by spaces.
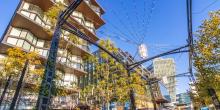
xmin=36 ymin=22 xmax=62 ymax=110
xmin=10 ymin=60 xmax=29 ymax=109
xmin=186 ymin=0 xmax=195 ymax=82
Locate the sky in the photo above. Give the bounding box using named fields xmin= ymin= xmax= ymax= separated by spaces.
xmin=0 ymin=0 xmax=220 ymax=94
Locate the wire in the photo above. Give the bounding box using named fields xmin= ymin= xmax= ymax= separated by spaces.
xmin=193 ymin=0 xmax=219 ymax=14
xmin=133 ymin=0 xmax=158 ymax=59
xmin=97 ymin=30 xmax=139 ymax=45
xmin=119 ymin=0 xmax=142 ymax=42
xmin=100 ymin=0 xmax=140 ymax=44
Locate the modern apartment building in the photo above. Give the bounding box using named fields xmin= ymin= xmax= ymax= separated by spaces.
xmin=0 ymin=0 xmax=105 ymax=109
xmin=86 ymin=48 xmax=155 ymax=109
xmin=153 ymin=58 xmax=176 ymax=103
xmin=176 ymin=93 xmax=191 ymax=105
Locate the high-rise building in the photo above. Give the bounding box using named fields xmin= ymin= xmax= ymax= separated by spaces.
xmin=176 ymin=93 xmax=192 ymax=110
xmin=0 ymin=0 xmax=105 ymax=109
xmin=153 ymin=58 xmax=176 ymax=103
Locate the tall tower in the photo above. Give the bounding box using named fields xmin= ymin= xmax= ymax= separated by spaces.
xmin=0 ymin=0 xmax=105 ymax=109
xmin=153 ymin=58 xmax=176 ymax=103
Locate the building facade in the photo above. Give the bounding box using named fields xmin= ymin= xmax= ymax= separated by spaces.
xmin=0 ymin=0 xmax=105 ymax=109
xmin=176 ymin=93 xmax=192 ymax=110
xmin=153 ymin=58 xmax=176 ymax=104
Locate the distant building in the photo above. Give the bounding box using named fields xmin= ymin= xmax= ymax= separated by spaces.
xmin=153 ymin=58 xmax=176 ymax=103
xmin=176 ymin=93 xmax=192 ymax=110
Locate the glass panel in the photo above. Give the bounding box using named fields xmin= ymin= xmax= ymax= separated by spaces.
xmin=30 ymin=13 xmax=36 ymax=20
xmin=20 ymin=30 xmax=27 ymax=38
xmin=16 ymin=39 xmax=24 ymax=47
xmin=10 ymin=28 xmax=21 ymax=36
xmin=23 ymin=3 xmax=30 ymax=10
xmin=42 ymin=50 xmax=48 ymax=57
xmin=23 ymin=41 xmax=31 ymax=50
xmin=26 ymin=33 xmax=34 ymax=42
xmin=30 ymin=46 xmax=35 ymax=52
xmin=35 ymin=16 xmax=42 ymax=25
xmin=7 ymin=37 xmax=18 ymax=45
xmin=21 ymin=11 xmax=30 ymax=17
xmin=36 ymin=39 xmax=44 ymax=47
xmin=32 ymin=37 xmax=37 ymax=45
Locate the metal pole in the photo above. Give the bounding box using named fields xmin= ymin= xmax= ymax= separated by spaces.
xmin=36 ymin=23 xmax=62 ymax=110
xmin=186 ymin=0 xmax=195 ymax=82
xmin=36 ymin=0 xmax=82 ymax=109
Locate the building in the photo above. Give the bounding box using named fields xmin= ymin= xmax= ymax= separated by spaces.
xmin=83 ymin=48 xmax=155 ymax=109
xmin=152 ymin=58 xmax=176 ymax=104
xmin=176 ymin=93 xmax=191 ymax=110
xmin=0 ymin=0 xmax=105 ymax=109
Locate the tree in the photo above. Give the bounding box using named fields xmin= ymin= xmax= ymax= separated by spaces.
xmin=0 ymin=48 xmax=28 ymax=107
xmin=0 ymin=48 xmax=43 ymax=108
xmin=193 ymin=10 xmax=220 ymax=109
xmin=80 ymin=39 xmax=146 ymax=109
xmin=10 ymin=49 xmax=43 ymax=109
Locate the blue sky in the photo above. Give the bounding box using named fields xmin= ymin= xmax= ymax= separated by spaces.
xmin=0 ymin=0 xmax=220 ymax=94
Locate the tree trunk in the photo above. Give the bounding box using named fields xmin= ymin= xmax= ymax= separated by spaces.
xmin=127 ymin=68 xmax=136 ymax=110
xmin=207 ymin=88 xmax=220 ymax=109
xmin=10 ymin=60 xmax=29 ymax=110
xmin=0 ymin=75 xmax=12 ymax=107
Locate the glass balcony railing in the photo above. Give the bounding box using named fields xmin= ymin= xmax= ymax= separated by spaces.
xmin=20 ymin=9 xmax=52 ymax=29
xmin=20 ymin=2 xmax=52 ymax=29
xmin=61 ymin=32 xmax=90 ymax=52
xmin=72 ymin=11 xmax=96 ymax=34
xmin=6 ymin=27 xmax=49 ymax=57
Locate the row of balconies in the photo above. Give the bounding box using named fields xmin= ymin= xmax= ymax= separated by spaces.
xmin=5 ymin=27 xmax=89 ymax=73
xmin=21 ymin=2 xmax=97 ymax=34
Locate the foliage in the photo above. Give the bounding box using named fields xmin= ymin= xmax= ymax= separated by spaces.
xmin=193 ymin=10 xmax=220 ymax=105
xmin=80 ymin=39 xmax=147 ymax=108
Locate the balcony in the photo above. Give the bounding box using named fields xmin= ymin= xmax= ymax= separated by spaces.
xmin=67 ymin=16 xmax=99 ymax=42
xmin=75 ymin=0 xmax=105 ymax=29
xmin=59 ymin=30 xmax=92 ymax=56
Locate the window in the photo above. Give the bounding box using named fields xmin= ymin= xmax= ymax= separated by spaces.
xmin=26 ymin=33 xmax=33 ymax=42
xmin=36 ymin=39 xmax=44 ymax=47
xmin=16 ymin=39 xmax=24 ymax=47
xmin=30 ymin=46 xmax=35 ymax=52
xmin=23 ymin=41 xmax=31 ymax=50
xmin=32 ymin=37 xmax=37 ymax=45
xmin=20 ymin=30 xmax=27 ymax=38
xmin=42 ymin=49 xmax=48 ymax=57
xmin=7 ymin=37 xmax=18 ymax=45
xmin=10 ymin=28 xmax=21 ymax=36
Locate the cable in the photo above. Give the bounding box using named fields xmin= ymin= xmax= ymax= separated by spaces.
xmin=97 ymin=30 xmax=139 ymax=45
xmin=193 ymin=0 xmax=219 ymax=14
xmin=133 ymin=0 xmax=158 ymax=59
xmin=119 ymin=0 xmax=143 ymax=42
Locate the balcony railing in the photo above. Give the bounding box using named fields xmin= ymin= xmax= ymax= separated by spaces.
xmin=20 ymin=9 xmax=52 ymax=29
xmin=57 ymin=57 xmax=84 ymax=71
xmin=61 ymin=32 xmax=90 ymax=52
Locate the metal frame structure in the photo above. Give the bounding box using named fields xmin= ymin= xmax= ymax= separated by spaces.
xmin=36 ymin=0 xmax=192 ymax=109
